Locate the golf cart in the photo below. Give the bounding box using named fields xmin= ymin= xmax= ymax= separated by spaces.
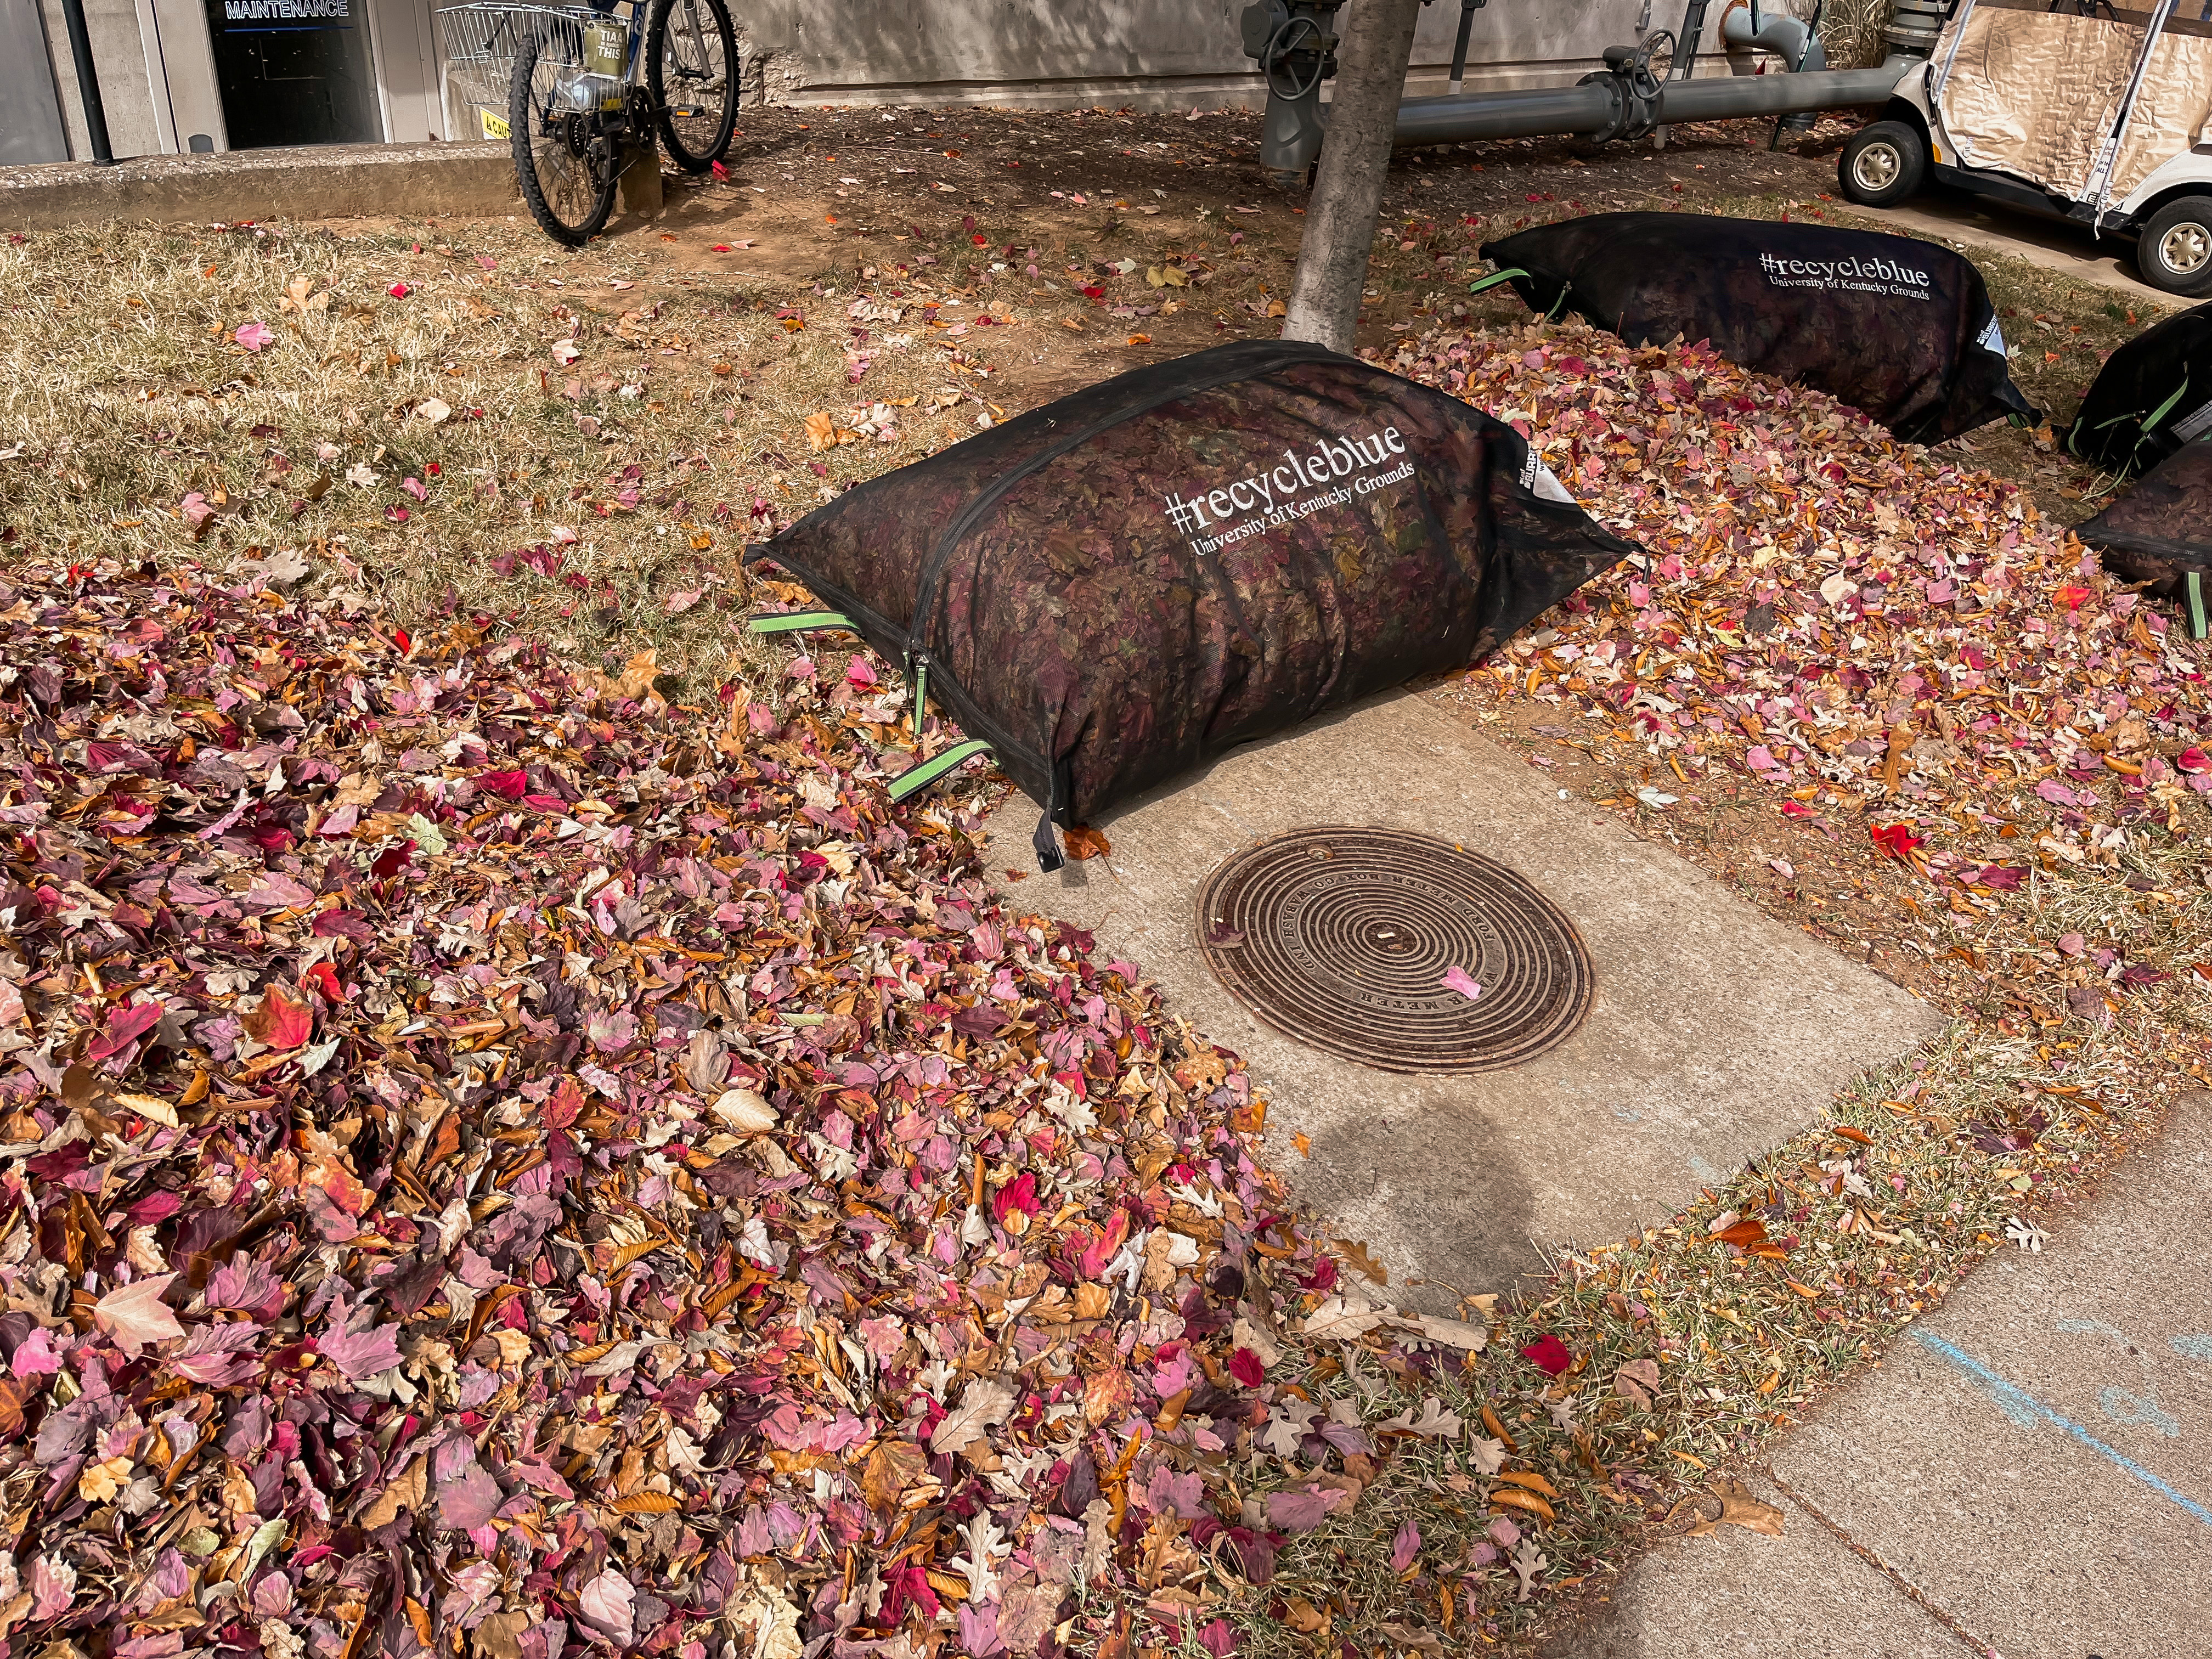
xmin=1835 ymin=0 xmax=2212 ymax=296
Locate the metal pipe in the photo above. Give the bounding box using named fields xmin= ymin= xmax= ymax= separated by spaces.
xmin=1394 ymin=82 xmax=1618 ymax=148
xmin=1720 ymin=0 xmax=1827 ymax=72
xmin=57 ymin=0 xmax=117 ymax=165
xmin=1447 ymin=0 xmax=1483 ymax=94
xmin=1650 ymin=59 xmax=1907 ymax=120
xmin=1391 ymin=58 xmax=1910 ymax=148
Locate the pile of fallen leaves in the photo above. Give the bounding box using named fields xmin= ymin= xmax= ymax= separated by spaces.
xmin=0 ymin=557 xmax=1522 ymax=1659
xmin=1380 ymin=320 xmax=2211 ymax=871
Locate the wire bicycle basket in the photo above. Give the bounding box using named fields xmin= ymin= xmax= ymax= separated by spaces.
xmin=435 ymin=3 xmax=606 ymax=142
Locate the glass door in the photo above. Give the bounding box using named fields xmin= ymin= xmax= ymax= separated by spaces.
xmin=202 ymin=0 xmax=383 ymax=147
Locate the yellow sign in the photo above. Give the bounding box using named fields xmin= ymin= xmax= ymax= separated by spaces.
xmin=478 ymin=106 xmax=510 ymax=140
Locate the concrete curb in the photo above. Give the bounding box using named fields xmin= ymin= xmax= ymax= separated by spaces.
xmin=0 ymin=142 xmax=520 ymax=233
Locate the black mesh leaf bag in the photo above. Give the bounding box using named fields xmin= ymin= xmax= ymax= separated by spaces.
xmin=2077 ymin=441 xmax=2212 ymax=639
xmin=1476 ymin=213 xmax=2036 ymax=444
xmin=2067 ymin=300 xmax=2212 ymax=476
xmin=747 ymin=340 xmax=1637 ymax=868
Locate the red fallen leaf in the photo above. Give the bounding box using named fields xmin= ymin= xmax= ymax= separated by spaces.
xmin=2053 ymin=585 xmax=2090 ymax=610
xmin=2178 ymin=747 xmax=2209 ymax=774
xmin=86 ymin=1000 xmax=166 ymax=1060
xmin=478 ymin=769 xmax=531 ymax=801
xmin=1299 ymin=1255 xmax=1338 ymax=1291
xmin=1973 ymin=865 xmax=2025 ymax=890
xmin=304 ymin=961 xmax=347 ymax=1003
xmin=243 ymin=983 xmax=313 ymax=1050
xmin=1227 ymin=1347 xmax=1266 ymax=1386
xmin=1520 ymin=1334 xmax=1574 ymax=1375
xmin=388 ymin=282 xmax=411 ymax=298
xmin=1869 ymin=822 xmax=1923 ymax=859
xmin=972 ymin=233 xmax=988 ymax=246
xmin=1077 ymin=1207 xmax=1130 ymax=1278
xmin=1779 ymin=800 xmax=1816 ymax=818
xmin=370 ymin=840 xmax=416 ymax=879
xmin=992 ymin=1171 xmax=1041 ymax=1224
xmin=393 ymin=627 xmax=413 ymax=655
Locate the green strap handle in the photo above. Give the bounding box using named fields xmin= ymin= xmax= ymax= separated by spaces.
xmin=2188 ymin=571 xmax=2208 ymax=642
xmin=2142 ymin=375 xmax=2192 ymax=439
xmin=746 ymin=610 xmax=858 ymax=636
xmin=2069 ymin=376 xmax=2192 ymax=471
xmin=1466 ymin=266 xmax=1530 ymax=296
xmin=886 ymin=739 xmax=994 ymax=804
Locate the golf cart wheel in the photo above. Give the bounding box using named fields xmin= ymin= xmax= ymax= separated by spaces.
xmin=2137 ymin=195 xmax=2212 ymax=298
xmin=1837 ymin=120 xmax=1926 ymax=209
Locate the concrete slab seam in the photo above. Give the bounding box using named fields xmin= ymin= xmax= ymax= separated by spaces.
xmin=1912 ymin=1330 xmax=2212 ymax=1530
xmin=1763 ymin=1466 xmax=1998 ymax=1659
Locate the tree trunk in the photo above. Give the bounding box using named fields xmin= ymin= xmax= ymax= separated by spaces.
xmin=1282 ymin=0 xmax=1424 ymax=354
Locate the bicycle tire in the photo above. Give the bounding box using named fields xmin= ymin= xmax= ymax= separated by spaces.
xmin=646 ymin=0 xmax=737 ymax=173
xmin=510 ymin=32 xmax=620 ymax=247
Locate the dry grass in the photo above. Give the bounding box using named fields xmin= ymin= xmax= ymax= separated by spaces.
xmin=0 ymin=219 xmax=994 ymax=693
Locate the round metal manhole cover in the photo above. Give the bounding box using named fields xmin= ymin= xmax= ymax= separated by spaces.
xmin=1195 ymin=826 xmax=1594 ymax=1075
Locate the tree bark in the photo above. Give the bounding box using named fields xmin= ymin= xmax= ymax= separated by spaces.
xmin=1282 ymin=0 xmax=1424 ymax=354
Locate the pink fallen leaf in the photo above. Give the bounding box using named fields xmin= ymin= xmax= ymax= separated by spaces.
xmin=319 ymin=1317 xmax=402 ymax=1380
xmin=86 ymin=998 xmax=165 ymax=1060
xmin=1266 ymin=1486 xmax=1348 ymax=1533
xmin=1390 ymin=1519 xmax=1420 ymax=1574
xmin=1441 ymin=966 xmax=1483 ymax=1000
xmin=577 ymin=1568 xmax=636 ymax=1644
xmin=234 ymin=320 xmax=274 ymax=352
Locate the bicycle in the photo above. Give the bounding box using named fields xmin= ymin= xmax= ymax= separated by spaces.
xmin=438 ymin=0 xmax=740 ymax=246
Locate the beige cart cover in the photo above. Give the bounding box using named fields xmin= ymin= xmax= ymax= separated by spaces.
xmin=1934 ymin=2 xmax=2147 ymax=201
xmin=1934 ymin=1 xmax=2212 ymax=208
xmin=2111 ymin=22 xmax=2212 ymax=200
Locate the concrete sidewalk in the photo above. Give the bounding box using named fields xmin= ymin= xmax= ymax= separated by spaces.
xmin=1554 ymin=1093 xmax=2212 ymax=1659
xmin=1850 ymin=194 xmax=2169 ymax=308
xmin=980 ymin=690 xmax=1936 ymax=1307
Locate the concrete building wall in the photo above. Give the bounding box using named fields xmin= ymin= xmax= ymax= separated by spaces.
xmin=738 ymin=0 xmax=1663 ymax=110
xmin=19 ymin=0 xmax=1685 ymax=163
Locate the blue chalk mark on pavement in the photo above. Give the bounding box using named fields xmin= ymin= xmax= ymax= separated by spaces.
xmin=1913 ymin=1331 xmax=2212 ymax=1531
xmin=2098 ymin=1387 xmax=2181 ymax=1438
xmin=2171 ymin=1334 xmax=2212 ymax=1362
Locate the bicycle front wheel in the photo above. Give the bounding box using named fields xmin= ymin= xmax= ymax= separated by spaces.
xmin=646 ymin=0 xmax=737 ymax=173
xmin=510 ymin=31 xmax=620 ymax=247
